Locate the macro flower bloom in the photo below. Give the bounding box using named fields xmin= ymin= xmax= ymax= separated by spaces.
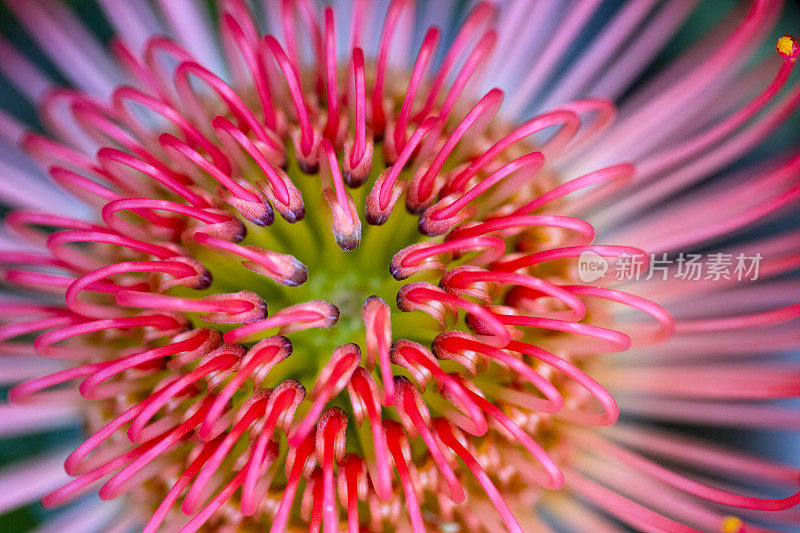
xmin=0 ymin=0 xmax=799 ymax=531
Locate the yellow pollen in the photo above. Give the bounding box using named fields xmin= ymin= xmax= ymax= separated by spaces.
xmin=721 ymin=515 xmax=745 ymax=533
xmin=776 ymin=34 xmax=798 ymax=59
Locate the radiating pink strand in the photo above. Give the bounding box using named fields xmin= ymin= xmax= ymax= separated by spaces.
xmin=173 ymin=61 xmax=278 ymax=153
xmin=192 ymin=232 xmax=296 ymax=285
xmin=0 ymin=35 xmax=52 ymax=103
xmin=416 ymin=0 xmax=496 ymax=121
xmin=576 ymin=452 xmax=790 ymax=533
xmin=436 ymin=30 xmax=497 ymax=124
xmin=637 ymin=45 xmax=797 ymax=182
xmin=179 ymin=463 xmax=251 ymax=533
xmin=425 ymin=151 xmax=547 ymax=228
xmin=98 ymin=398 xmax=215 ymax=502
xmin=652 ymin=181 xmax=800 ymax=254
xmin=445 ymin=109 xmax=580 ymax=195
xmin=445 ymin=214 xmax=595 ymax=247
xmin=495 ymin=243 xmax=646 ymax=274
xmin=434 ymin=419 xmax=524 ymax=533
xmin=443 ymin=269 xmax=586 ymax=322
xmin=371 ymin=0 xmax=414 ymax=135
xmin=47 ymin=165 xmax=118 ymax=208
xmin=346 ymin=369 xmax=393 ymax=501
xmin=127 ymin=352 xmax=238 ymax=445
xmin=47 ymin=228 xmax=179 ymax=271
xmin=182 ymin=395 xmax=269 ymax=514
xmin=507 ymin=339 xmax=620 ymax=425
xmin=262 ymin=36 xmax=315 ymax=156
xmin=288 ymin=344 xmax=360 ymax=447
xmin=596 ymin=0 xmax=773 ymax=160
xmin=101 ymin=197 xmax=230 ymax=235
xmin=111 ymin=86 xmax=231 ymax=175
xmin=280 ymin=0 xmax=324 ymax=90
xmin=676 ymin=303 xmax=800 ymax=333
xmin=612 ymin=153 xmax=800 ymax=252
xmin=349 ymin=47 xmax=367 ymax=167
xmin=431 ymin=335 xmax=564 ymax=415
xmin=98 ymin=0 xmax=162 ymax=54
xmin=4 ymin=269 xmax=132 ymax=296
xmin=116 ymin=290 xmax=257 ymax=317
xmin=198 ymin=337 xmax=289 ymax=439
xmin=393 ymin=377 xmax=466 ymax=503
xmin=591 ymin=0 xmax=698 ymax=102
xmin=374 ymin=115 xmax=440 ymax=211
xmin=42 ymin=435 xmax=157 ymax=508
xmin=65 ymin=260 xmax=201 ymax=319
xmin=223 ymin=301 xmax=335 ymax=343
xmin=5 ymin=211 xmax=106 ymax=248
xmin=8 ymin=361 xmax=107 ymax=404
xmin=383 ymin=421 xmax=425 ymax=533
xmin=339 ymin=456 xmax=366 ymax=533
xmin=240 ymin=424 xmax=280 ymax=516
xmin=320 ymin=139 xmax=350 ymax=215
xmin=542 ymin=0 xmax=660 ymax=109
xmin=0 ymin=109 xmax=26 ymax=146
xmin=96 ymin=148 xmax=209 ymax=208
xmin=414 ymin=88 xmax=505 ymax=202
xmin=70 ymin=98 xmax=161 ymax=166
xmin=21 ymin=132 xmax=98 ymax=177
xmin=509 ymin=163 xmax=635 ymax=217
xmin=156 ymin=0 xmax=223 ymax=74
xmin=619 ymin=398 xmax=800 ymax=430
xmin=241 ymin=382 xmax=305 ymax=515
xmin=494 ymin=312 xmax=631 ymax=354
xmin=34 ymin=314 xmax=182 ymax=359
xmin=142 ymin=35 xmax=197 ymax=98
xmin=269 ymin=434 xmax=317 ymax=533
xmin=306 ymin=470 xmax=325 ymax=533
xmin=398 ymin=283 xmax=510 ymax=347
xmin=361 ymin=296 xmax=394 ymax=406
xmin=63 ymin=399 xmax=153 ymax=476
xmin=597 ymin=79 xmax=800 ymax=231
xmin=452 ymin=374 xmax=565 ymax=490
xmin=391 ymin=236 xmax=507 ymax=279
xmin=393 ymin=27 xmax=440 ymax=153
xmin=505 ymin=0 xmax=602 ymax=115
xmin=211 ymin=115 xmax=291 ymax=206
xmin=78 ymin=329 xmax=215 ymax=400
xmin=555 ymin=99 xmax=618 ymax=156
xmin=317 ymin=409 xmax=347 ymax=533
xmin=562 ymin=285 xmax=675 ymax=344
xmin=0 ymin=315 xmax=74 ymax=351
xmin=391 ymin=342 xmax=488 ymax=436
xmin=321 ymin=8 xmax=339 ymax=141
xmin=220 ymin=13 xmax=277 ymax=130
xmin=565 ymin=469 xmax=700 ymax=533
xmin=142 ymin=437 xmax=224 ymax=533
xmin=6 ymin=0 xmax=123 ymax=98
xmin=160 ymin=142 xmax=255 ymax=212
xmin=570 ymin=428 xmax=800 ymax=511
xmin=110 ymin=40 xmax=170 ymax=103
xmin=609 ymin=424 xmax=800 ymax=486
xmin=602 ymin=363 xmax=800 ymax=400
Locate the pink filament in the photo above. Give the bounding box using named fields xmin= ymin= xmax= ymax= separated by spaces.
xmin=262 ymin=35 xmax=314 ymax=156
xmin=371 ymin=0 xmax=413 ymax=136
xmin=434 ymin=419 xmax=524 ymax=533
xmin=349 ymin=47 xmax=367 ymax=167
xmin=393 ymin=27 xmax=440 ymax=153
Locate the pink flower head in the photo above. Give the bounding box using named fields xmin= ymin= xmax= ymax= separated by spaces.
xmin=0 ymin=1 xmax=798 ymax=532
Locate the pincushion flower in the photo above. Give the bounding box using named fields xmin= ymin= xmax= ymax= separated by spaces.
xmin=0 ymin=0 xmax=799 ymax=531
